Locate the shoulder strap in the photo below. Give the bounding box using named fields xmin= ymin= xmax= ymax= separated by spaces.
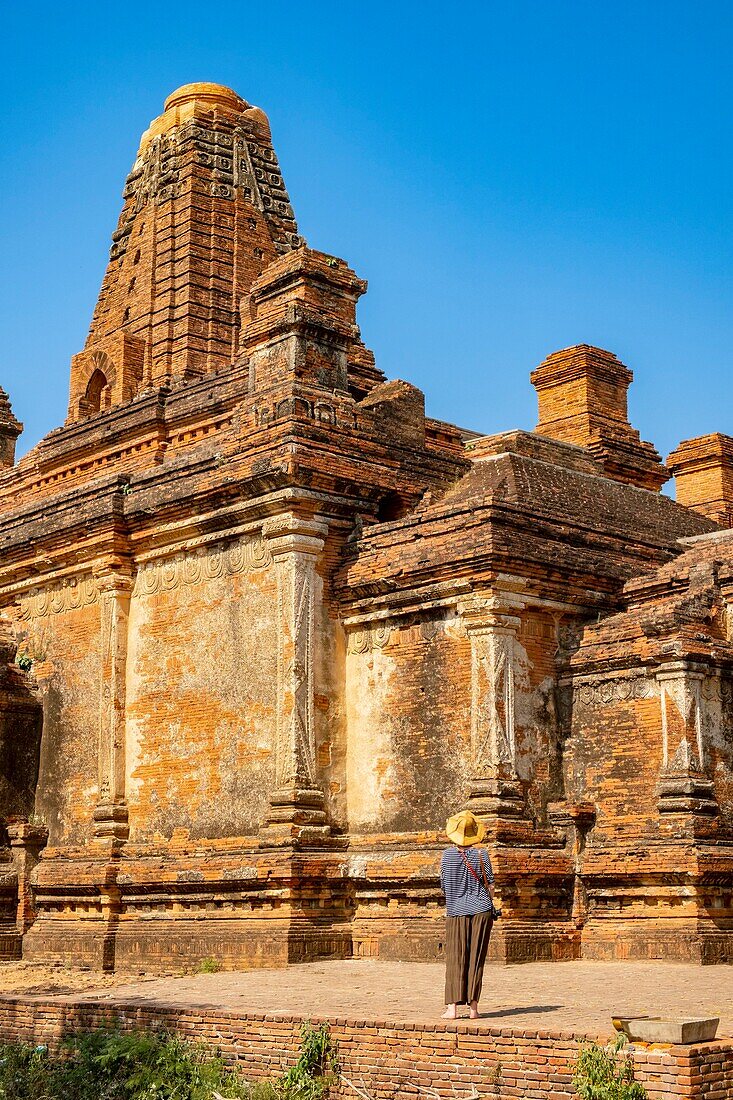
xmin=457 ymin=846 xmax=490 ymax=891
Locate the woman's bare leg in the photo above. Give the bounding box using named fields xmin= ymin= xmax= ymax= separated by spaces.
xmin=469 ymin=999 xmax=479 ymax=1019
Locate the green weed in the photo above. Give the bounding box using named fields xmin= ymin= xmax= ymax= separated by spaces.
xmin=573 ymin=1033 xmax=647 ymax=1100
xmin=197 ymin=958 xmax=222 ymax=974
xmin=0 ymin=1022 xmax=336 ymax=1100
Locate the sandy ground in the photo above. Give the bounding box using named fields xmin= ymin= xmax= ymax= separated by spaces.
xmin=0 ymin=959 xmax=730 ymax=1038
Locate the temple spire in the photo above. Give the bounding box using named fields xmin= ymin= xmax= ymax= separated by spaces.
xmin=68 ymin=83 xmax=301 ymax=421
xmin=0 ymin=387 xmax=22 ymax=467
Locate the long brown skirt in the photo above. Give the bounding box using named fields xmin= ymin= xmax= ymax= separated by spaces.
xmin=444 ymin=911 xmax=493 ymax=1005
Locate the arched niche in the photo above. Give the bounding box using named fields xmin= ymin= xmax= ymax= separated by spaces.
xmin=77 ymin=353 xmax=116 ymax=418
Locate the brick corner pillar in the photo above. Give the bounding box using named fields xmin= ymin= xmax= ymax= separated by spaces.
xmin=91 ymin=563 xmax=134 ymax=845
xmin=667 ymin=433 xmax=733 ymax=528
xmin=457 ymin=592 xmax=528 ymax=832
xmin=259 ymin=513 xmax=331 ymax=848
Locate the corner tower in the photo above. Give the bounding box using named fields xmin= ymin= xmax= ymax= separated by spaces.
xmin=68 ymin=83 xmax=301 ymax=420
xmin=530 ymin=344 xmax=668 ymax=491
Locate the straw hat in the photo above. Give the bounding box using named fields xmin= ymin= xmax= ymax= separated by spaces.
xmin=445 ymin=809 xmax=486 ymax=847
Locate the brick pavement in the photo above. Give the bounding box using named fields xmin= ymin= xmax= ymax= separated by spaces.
xmin=7 ymin=959 xmax=727 ymax=1039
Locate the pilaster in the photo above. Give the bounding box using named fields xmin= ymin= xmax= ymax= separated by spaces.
xmin=7 ymin=821 xmax=48 ymax=935
xmin=260 ymin=513 xmax=330 ymax=847
xmin=656 ymin=662 xmax=718 ymax=820
xmin=92 ymin=565 xmax=133 ymax=844
xmin=458 ymin=592 xmax=527 ymax=828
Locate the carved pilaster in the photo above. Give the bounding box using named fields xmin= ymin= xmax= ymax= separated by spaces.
xmin=260 ymin=514 xmax=330 ymax=847
xmin=656 ymin=663 xmax=718 ymax=818
xmin=7 ymin=821 xmax=48 ymax=934
xmin=458 ymin=593 xmax=526 ymax=822
xmin=93 ymin=566 xmax=133 ymax=843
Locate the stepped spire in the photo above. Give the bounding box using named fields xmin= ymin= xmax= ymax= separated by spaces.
xmin=68 ymin=83 xmax=301 ymax=420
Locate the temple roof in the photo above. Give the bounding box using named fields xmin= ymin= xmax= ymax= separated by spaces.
xmin=339 ymin=431 xmax=717 ymax=608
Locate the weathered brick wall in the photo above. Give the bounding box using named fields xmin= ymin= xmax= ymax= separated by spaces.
xmin=125 ymin=540 xmax=279 ymax=840
xmin=0 ymin=995 xmax=730 ymax=1100
xmin=564 ymin=688 xmax=663 ymax=843
xmin=344 ymin=613 xmax=472 ymax=833
xmin=11 ymin=595 xmax=102 ymax=846
xmin=0 ymin=80 xmax=730 ymax=969
xmin=344 ymin=605 xmax=571 ymax=836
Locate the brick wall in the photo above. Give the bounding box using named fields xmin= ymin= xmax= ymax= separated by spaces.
xmin=0 ymin=994 xmax=730 ymax=1100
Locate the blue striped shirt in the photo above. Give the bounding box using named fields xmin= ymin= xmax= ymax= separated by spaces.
xmin=440 ymin=846 xmax=494 ymax=917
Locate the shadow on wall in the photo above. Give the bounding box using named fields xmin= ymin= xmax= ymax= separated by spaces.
xmin=0 ymin=632 xmax=43 ymax=820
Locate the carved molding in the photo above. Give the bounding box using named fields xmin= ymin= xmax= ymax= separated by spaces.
xmin=657 ymin=668 xmax=705 ymax=773
xmin=274 ymin=553 xmax=316 ymax=788
xmin=573 ymin=676 xmax=656 ymax=708
xmin=11 ymin=538 xmax=271 ymax=619
xmin=132 ymin=536 xmax=271 ymax=597
xmin=346 ymin=616 xmax=453 ymax=654
xmin=16 ymin=574 xmax=100 ymax=621
xmin=253 ymin=397 xmax=350 ymax=430
xmin=456 ymin=594 xmax=523 ymax=780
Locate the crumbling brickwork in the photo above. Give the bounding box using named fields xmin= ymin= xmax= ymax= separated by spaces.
xmin=0 ymin=83 xmax=731 ymax=969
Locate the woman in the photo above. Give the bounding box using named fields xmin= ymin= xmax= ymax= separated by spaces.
xmin=440 ymin=809 xmax=495 ymax=1020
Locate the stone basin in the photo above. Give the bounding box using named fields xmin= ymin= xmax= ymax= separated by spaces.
xmin=612 ymin=1015 xmax=719 ymax=1044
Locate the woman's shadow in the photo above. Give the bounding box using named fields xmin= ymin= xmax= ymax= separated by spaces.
xmin=475 ymin=1004 xmax=562 ymax=1019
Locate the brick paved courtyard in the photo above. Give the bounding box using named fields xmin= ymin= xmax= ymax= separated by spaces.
xmin=1 ymin=959 xmax=730 ymax=1038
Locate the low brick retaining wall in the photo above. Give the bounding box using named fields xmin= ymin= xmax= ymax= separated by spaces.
xmin=0 ymin=994 xmax=730 ymax=1099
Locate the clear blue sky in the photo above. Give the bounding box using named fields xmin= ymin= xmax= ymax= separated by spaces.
xmin=2 ymin=1 xmax=731 ymax=464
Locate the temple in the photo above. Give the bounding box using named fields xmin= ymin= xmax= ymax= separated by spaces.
xmin=0 ymin=83 xmax=731 ymax=969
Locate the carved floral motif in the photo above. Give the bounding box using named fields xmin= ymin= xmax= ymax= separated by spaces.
xmin=346 ymin=616 xmax=454 ymax=654
xmin=274 ymin=552 xmax=317 ymax=788
xmin=574 ymin=676 xmax=656 ymax=707
xmin=16 ymin=575 xmax=100 ymax=621
xmin=132 ymin=537 xmax=271 ymax=597
xmin=470 ymin=629 xmax=516 ymax=774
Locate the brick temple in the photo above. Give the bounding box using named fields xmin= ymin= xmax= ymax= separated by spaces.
xmin=0 ymin=83 xmax=731 ymax=970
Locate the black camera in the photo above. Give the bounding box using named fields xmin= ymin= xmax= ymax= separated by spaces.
xmin=490 ymin=903 xmax=502 ymax=920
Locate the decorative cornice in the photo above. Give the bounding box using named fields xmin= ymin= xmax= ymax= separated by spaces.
xmin=132 ymin=535 xmax=271 ymax=597
xmin=16 ymin=574 xmax=101 ymax=620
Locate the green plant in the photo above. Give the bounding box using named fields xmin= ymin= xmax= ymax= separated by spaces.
xmin=278 ymin=1022 xmax=337 ymax=1100
xmin=197 ymin=957 xmax=221 ymax=974
xmin=573 ymin=1033 xmax=647 ymax=1100
xmin=0 ymin=1024 xmax=338 ymax=1100
xmin=0 ymin=1030 xmax=253 ymax=1100
xmin=16 ymin=654 xmax=33 ymax=673
xmin=0 ymin=1042 xmax=52 ymax=1100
